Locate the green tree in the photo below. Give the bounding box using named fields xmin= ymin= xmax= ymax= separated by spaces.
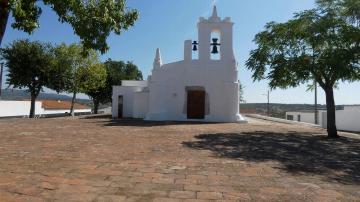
xmin=316 ymin=0 xmax=360 ymax=24
xmin=77 ymin=63 xmax=107 ymax=114
xmin=52 ymin=43 xmax=99 ymax=116
xmin=47 ymin=44 xmax=73 ymax=94
xmin=0 ymin=0 xmax=138 ymax=53
xmin=246 ymin=0 xmax=359 ymax=138
xmin=85 ymin=60 xmax=143 ymax=114
xmin=0 ymin=39 xmax=55 ymax=118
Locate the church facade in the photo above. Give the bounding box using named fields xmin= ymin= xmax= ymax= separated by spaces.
xmin=112 ymin=6 xmax=246 ymax=122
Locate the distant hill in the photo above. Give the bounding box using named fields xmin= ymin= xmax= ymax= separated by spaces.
xmin=0 ymin=89 xmax=92 ymax=105
xmin=241 ymin=103 xmax=344 ymax=119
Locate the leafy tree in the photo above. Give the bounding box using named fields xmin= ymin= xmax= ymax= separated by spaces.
xmin=85 ymin=59 xmax=143 ymax=114
xmin=0 ymin=0 xmax=138 ymax=53
xmin=0 ymin=39 xmax=55 ymax=118
xmin=77 ymin=63 xmax=107 ymax=114
xmin=316 ymin=0 xmax=360 ymax=24
xmin=246 ymin=0 xmax=359 ymax=138
xmin=47 ymin=44 xmax=73 ymax=94
xmin=52 ymin=43 xmax=99 ymax=116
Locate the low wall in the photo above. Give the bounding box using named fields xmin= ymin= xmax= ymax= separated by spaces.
xmin=0 ymin=101 xmax=91 ymax=118
xmin=334 ymin=110 xmax=360 ymax=132
xmin=0 ymin=101 xmax=43 ymax=117
xmin=246 ymin=114 xmax=320 ymax=127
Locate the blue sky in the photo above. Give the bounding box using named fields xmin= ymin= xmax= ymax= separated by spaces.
xmin=1 ymin=0 xmax=359 ymax=104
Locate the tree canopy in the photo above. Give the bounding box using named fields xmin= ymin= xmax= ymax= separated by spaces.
xmin=0 ymin=39 xmax=55 ymax=117
xmin=51 ymin=43 xmax=101 ymax=116
xmin=0 ymin=0 xmax=138 ymax=53
xmin=85 ymin=59 xmax=143 ymax=114
xmin=78 ymin=63 xmax=107 ymax=114
xmin=246 ymin=0 xmax=359 ymax=138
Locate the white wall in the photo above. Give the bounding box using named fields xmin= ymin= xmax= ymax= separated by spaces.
xmin=122 ymin=80 xmax=148 ymax=87
xmin=285 ymin=111 xmax=325 ymax=126
xmin=320 ymin=107 xmax=360 ymax=132
xmin=287 ymin=108 xmax=360 ymax=132
xmin=0 ymin=101 xmax=91 ymax=117
xmin=0 ymin=101 xmax=43 ymax=117
xmin=42 ymin=109 xmax=91 ymax=115
xmin=286 ymin=112 xmax=314 ymax=123
xmin=133 ymin=91 xmax=149 ymax=118
xmin=112 ymin=86 xmax=148 ymax=118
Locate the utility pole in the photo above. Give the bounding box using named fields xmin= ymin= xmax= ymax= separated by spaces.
xmin=262 ymin=91 xmax=270 ymax=116
xmin=0 ymin=62 xmax=3 ymax=99
xmin=314 ymin=80 xmax=318 ymax=125
xmin=267 ymin=90 xmax=270 ymax=117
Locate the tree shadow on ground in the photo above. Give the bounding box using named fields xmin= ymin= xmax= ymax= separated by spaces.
xmin=183 ymin=131 xmax=360 ymax=185
xmin=101 ymin=118 xmax=221 ymax=127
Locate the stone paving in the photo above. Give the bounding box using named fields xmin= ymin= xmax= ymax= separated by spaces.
xmin=0 ymin=116 xmax=359 ymax=202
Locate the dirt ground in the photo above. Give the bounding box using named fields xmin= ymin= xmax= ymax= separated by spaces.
xmin=0 ymin=116 xmax=359 ymax=202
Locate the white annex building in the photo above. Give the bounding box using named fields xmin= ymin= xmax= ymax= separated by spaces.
xmin=112 ymin=6 xmax=246 ymax=122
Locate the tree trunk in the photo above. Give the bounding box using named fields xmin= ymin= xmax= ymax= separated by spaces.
xmin=93 ymin=99 xmax=99 ymax=114
xmin=324 ymin=86 xmax=339 ymax=138
xmin=0 ymin=0 xmax=9 ymax=46
xmin=70 ymin=92 xmax=76 ymax=116
xmin=29 ymin=92 xmax=37 ymax=118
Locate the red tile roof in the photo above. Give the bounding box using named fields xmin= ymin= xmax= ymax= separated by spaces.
xmin=41 ymin=100 xmax=91 ymax=110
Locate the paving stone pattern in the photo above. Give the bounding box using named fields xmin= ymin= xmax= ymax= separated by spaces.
xmin=0 ymin=116 xmax=359 ymax=202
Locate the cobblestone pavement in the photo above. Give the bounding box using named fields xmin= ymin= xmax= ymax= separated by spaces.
xmin=0 ymin=116 xmax=359 ymax=202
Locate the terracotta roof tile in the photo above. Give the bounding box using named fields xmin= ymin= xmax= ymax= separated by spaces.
xmin=41 ymin=100 xmax=90 ymax=110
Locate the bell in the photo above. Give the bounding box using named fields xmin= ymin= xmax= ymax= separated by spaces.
xmin=211 ymin=45 xmax=219 ymax=54
xmin=192 ymin=41 xmax=198 ymax=51
xmin=210 ymin=38 xmax=220 ymax=54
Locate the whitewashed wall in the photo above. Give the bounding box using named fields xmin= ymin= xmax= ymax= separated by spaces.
xmin=0 ymin=101 xmax=91 ymax=117
xmin=320 ymin=106 xmax=360 ymax=132
xmin=133 ymin=91 xmax=149 ymax=119
xmin=0 ymin=101 xmax=43 ymax=117
xmin=112 ymin=85 xmax=148 ymax=118
xmin=286 ymin=112 xmax=314 ymax=123
xmin=122 ymin=80 xmax=148 ymax=87
xmin=286 ymin=107 xmax=360 ymax=132
xmin=41 ymin=109 xmax=91 ymax=115
xmin=285 ymin=111 xmax=326 ymax=126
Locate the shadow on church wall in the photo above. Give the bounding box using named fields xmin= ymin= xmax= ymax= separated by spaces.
xmin=182 ymin=131 xmax=360 ymax=185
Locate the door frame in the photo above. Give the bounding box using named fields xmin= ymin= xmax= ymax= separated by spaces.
xmin=187 ymin=90 xmax=206 ymax=119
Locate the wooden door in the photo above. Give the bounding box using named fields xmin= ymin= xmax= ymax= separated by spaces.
xmin=118 ymin=96 xmax=123 ymax=118
xmin=187 ymin=90 xmax=205 ymax=119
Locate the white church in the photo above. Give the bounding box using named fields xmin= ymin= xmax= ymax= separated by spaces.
xmin=112 ymin=6 xmax=246 ymax=122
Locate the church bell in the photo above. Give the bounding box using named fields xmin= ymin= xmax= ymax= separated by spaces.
xmin=192 ymin=41 xmax=198 ymax=51
xmin=211 ymin=38 xmax=220 ymax=54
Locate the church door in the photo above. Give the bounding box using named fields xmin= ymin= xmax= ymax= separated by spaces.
xmin=187 ymin=90 xmax=205 ymax=119
xmin=118 ymin=96 xmax=123 ymax=118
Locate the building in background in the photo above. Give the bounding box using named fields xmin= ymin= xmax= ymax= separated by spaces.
xmin=0 ymin=100 xmax=91 ymax=118
xmin=286 ymin=106 xmax=360 ymax=132
xmin=286 ymin=110 xmax=325 ymax=124
xmin=112 ymin=6 xmax=246 ymax=123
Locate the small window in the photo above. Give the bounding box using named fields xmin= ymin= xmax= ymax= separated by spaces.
xmin=287 ymin=115 xmax=293 ymax=120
